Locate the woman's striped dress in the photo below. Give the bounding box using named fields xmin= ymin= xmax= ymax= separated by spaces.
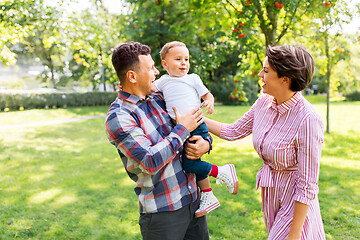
xmin=220 ymin=92 xmax=326 ymax=239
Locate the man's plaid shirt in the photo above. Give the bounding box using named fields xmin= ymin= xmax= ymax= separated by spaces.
xmin=106 ymin=91 xmax=209 ymax=213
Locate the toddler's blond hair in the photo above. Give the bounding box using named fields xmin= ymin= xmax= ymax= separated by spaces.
xmin=160 ymin=41 xmax=187 ymax=60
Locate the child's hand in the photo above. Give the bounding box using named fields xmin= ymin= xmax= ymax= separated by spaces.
xmin=200 ymin=100 xmax=214 ymax=115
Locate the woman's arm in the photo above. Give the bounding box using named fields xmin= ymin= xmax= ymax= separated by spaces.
xmin=290 ymin=114 xmax=324 ymax=238
xmin=286 ymin=202 xmax=310 ymax=240
xmin=203 ymin=117 xmax=222 ymax=137
xmin=204 ymin=104 xmax=254 ymax=141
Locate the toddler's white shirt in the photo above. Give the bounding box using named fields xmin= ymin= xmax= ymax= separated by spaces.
xmin=154 ymin=73 xmax=209 ymax=119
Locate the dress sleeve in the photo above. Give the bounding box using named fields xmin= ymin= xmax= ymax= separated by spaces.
xmin=219 ymin=101 xmax=255 ymax=141
xmin=106 ymin=111 xmax=190 ymax=175
xmin=294 ymin=116 xmax=324 ymax=205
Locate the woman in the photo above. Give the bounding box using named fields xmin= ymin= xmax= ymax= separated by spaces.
xmin=205 ymin=45 xmax=326 ymax=239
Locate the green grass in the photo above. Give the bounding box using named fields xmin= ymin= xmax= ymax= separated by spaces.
xmin=0 ymin=99 xmax=359 ymax=239
xmin=0 ymin=106 xmax=106 ymax=126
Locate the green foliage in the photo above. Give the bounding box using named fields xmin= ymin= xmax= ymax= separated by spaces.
xmin=0 ymin=0 xmax=45 ymax=65
xmin=333 ymin=44 xmax=360 ymax=94
xmin=1 ymin=0 xmax=359 ymax=104
xmin=344 ymin=90 xmax=360 ymax=101
xmin=1 ymin=0 xmax=123 ymax=90
xmin=0 ymin=91 xmax=117 ymax=111
xmin=65 ymin=4 xmax=125 ymax=90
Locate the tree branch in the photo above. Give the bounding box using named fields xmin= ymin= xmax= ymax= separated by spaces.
xmin=253 ymin=0 xmax=271 ymax=45
xmin=224 ymin=0 xmax=239 ymax=12
xmin=277 ymin=0 xmax=304 ymax=44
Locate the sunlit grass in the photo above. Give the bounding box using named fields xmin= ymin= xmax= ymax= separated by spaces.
xmin=0 ymin=99 xmax=359 ymax=239
xmin=0 ymin=106 xmax=106 ymax=126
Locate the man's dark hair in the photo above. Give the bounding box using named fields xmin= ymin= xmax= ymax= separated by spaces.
xmin=112 ymin=42 xmax=151 ymax=83
xmin=266 ymin=45 xmax=314 ymax=92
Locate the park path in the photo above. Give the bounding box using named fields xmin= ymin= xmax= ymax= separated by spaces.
xmin=1 ymin=115 xmax=106 ymax=130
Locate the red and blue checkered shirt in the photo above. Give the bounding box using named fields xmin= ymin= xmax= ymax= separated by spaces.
xmin=106 ymin=91 xmax=204 ymax=213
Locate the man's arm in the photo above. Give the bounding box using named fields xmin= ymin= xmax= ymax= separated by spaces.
xmin=106 ymin=107 xmax=203 ymax=175
xmin=184 ymin=135 xmax=211 ymax=160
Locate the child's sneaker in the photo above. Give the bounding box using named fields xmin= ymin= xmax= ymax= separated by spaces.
xmin=216 ymin=164 xmax=239 ymax=194
xmin=195 ymin=191 xmax=220 ymax=218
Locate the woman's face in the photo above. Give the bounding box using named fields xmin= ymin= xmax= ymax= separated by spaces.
xmin=258 ymin=57 xmax=287 ymax=98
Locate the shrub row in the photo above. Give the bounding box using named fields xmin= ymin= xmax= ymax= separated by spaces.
xmin=0 ymin=91 xmax=118 ymax=111
xmin=344 ymin=90 xmax=360 ymax=101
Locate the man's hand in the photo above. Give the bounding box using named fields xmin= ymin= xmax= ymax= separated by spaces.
xmin=184 ymin=135 xmax=210 ymax=159
xmin=200 ymin=100 xmax=214 ymax=114
xmin=173 ymin=107 xmax=203 ymax=132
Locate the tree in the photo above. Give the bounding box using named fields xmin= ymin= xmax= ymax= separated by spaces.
xmin=1 ymin=0 xmax=69 ymax=88
xmin=22 ymin=4 xmax=67 ymax=88
xmin=1 ymin=0 xmax=125 ymax=90
xmin=65 ymin=2 xmax=124 ymax=90
xmin=307 ymin=0 xmax=354 ymax=133
xmin=0 ymin=0 xmax=45 ymax=65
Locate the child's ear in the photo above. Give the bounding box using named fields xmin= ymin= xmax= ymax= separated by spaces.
xmin=161 ymin=59 xmax=167 ymax=69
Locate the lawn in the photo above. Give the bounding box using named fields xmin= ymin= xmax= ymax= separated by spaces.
xmin=0 ymin=97 xmax=359 ymax=239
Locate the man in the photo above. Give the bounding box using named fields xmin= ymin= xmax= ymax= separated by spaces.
xmin=105 ymin=42 xmax=211 ymax=240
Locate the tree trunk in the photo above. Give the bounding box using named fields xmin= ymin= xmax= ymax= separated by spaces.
xmin=325 ymin=34 xmax=331 ymax=134
xmin=47 ymin=54 xmax=56 ymax=88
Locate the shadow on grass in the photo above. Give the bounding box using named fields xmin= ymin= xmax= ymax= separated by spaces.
xmin=0 ymin=119 xmax=141 ymax=239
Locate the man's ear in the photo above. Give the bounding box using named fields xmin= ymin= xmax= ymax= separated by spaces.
xmin=126 ymin=70 xmax=137 ymax=83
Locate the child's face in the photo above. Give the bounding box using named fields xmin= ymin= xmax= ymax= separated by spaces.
xmin=162 ymin=46 xmax=189 ymax=77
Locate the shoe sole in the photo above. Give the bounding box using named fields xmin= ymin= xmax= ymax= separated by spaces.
xmin=194 ymin=202 xmax=221 ymax=218
xmin=229 ymin=164 xmax=239 ymax=195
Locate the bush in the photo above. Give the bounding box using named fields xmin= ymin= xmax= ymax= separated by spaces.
xmin=344 ymin=90 xmax=360 ymax=101
xmin=0 ymin=91 xmax=118 ymax=111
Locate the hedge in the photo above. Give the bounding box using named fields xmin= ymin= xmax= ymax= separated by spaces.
xmin=344 ymin=90 xmax=360 ymax=101
xmin=0 ymin=91 xmax=118 ymax=111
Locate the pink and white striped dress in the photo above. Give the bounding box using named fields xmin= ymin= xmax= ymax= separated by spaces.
xmin=220 ymin=92 xmax=326 ymax=239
